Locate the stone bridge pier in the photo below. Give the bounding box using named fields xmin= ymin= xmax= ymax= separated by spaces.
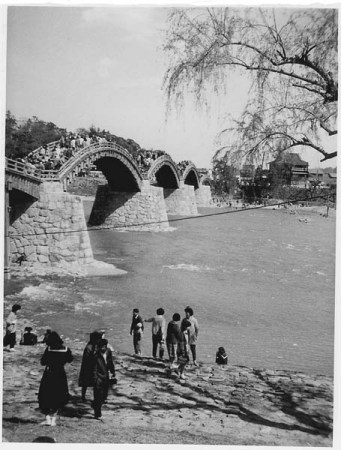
xmin=88 ymin=181 xmax=169 ymax=231
xmin=195 ymin=185 xmax=212 ymax=207
xmin=9 ymin=182 xmax=93 ymax=265
xmin=164 ymin=182 xmax=198 ymax=215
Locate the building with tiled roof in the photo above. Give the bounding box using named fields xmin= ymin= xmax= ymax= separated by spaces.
xmin=268 ymin=153 xmax=309 ymax=187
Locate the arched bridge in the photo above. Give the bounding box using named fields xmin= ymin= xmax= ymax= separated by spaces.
xmin=5 ymin=141 xmax=213 ymax=275
xmin=5 ymin=141 xmax=212 ymax=193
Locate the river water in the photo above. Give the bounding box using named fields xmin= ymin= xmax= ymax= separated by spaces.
xmin=4 ymin=203 xmax=336 ymax=377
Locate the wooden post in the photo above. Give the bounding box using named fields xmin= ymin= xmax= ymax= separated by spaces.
xmin=4 ymin=178 xmax=12 ymax=279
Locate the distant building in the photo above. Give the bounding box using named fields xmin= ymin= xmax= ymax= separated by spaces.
xmin=309 ymin=170 xmax=337 ymax=187
xmin=268 ymin=153 xmax=309 ymax=187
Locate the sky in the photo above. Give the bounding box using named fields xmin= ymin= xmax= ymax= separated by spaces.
xmin=3 ymin=2 xmax=338 ymax=170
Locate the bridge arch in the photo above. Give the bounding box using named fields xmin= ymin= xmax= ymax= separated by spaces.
xmin=147 ymin=155 xmax=180 ymax=189
xmin=58 ymin=142 xmax=143 ymax=192
xmin=182 ymin=163 xmax=200 ymax=189
xmin=200 ymin=175 xmax=213 ymax=186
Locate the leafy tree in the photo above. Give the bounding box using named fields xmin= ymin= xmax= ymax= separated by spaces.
xmin=5 ymin=111 xmax=66 ymax=159
xmin=212 ymin=155 xmax=238 ymax=195
xmin=5 ymin=111 xmax=17 ymax=157
xmin=163 ymin=7 xmax=337 ymax=164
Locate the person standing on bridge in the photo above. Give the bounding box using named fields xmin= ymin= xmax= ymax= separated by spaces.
xmin=144 ymin=308 xmax=166 ymax=359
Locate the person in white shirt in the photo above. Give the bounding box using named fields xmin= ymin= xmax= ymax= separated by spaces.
xmin=144 ymin=308 xmax=166 ymax=359
xmin=182 ymin=306 xmax=199 ymax=366
xmin=3 ymin=304 xmax=21 ymax=351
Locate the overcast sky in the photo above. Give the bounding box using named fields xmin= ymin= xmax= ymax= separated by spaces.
xmin=4 ymin=3 xmax=338 ymax=169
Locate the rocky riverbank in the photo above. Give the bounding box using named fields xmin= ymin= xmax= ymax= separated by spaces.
xmin=2 ymin=338 xmax=333 ymax=445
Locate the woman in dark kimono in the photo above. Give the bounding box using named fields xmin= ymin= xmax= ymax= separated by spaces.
xmin=38 ymin=331 xmax=73 ymax=426
xmin=78 ymin=331 xmax=102 ymax=401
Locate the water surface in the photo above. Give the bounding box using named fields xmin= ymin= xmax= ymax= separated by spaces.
xmin=4 ymin=204 xmax=335 ymax=376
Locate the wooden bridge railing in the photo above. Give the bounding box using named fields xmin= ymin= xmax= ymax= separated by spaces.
xmin=6 ymin=158 xmax=59 ymax=181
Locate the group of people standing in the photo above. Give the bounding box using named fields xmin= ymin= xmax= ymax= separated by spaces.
xmin=130 ymin=306 xmax=199 ymax=380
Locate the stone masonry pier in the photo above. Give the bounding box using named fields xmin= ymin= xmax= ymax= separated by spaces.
xmin=9 ymin=182 xmax=93 ymax=265
xmin=88 ymin=181 xmax=169 ymax=231
xmin=164 ymin=184 xmax=199 ymax=215
xmin=195 ymin=185 xmax=212 ymax=207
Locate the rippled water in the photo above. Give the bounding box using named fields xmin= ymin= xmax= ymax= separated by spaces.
xmin=4 ymin=203 xmax=336 ymax=376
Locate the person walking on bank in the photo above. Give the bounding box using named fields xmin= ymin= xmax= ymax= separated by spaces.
xmin=38 ymin=331 xmax=73 ymax=426
xmin=183 ymin=306 xmax=199 ymax=366
xmin=93 ymin=338 xmax=116 ymax=421
xmin=79 ymin=330 xmax=103 ymax=401
xmin=144 ymin=308 xmax=166 ymax=359
xmin=166 ymin=313 xmax=182 ymax=369
xmin=130 ymin=308 xmax=144 ymax=355
xmin=3 ymin=304 xmax=21 ymax=352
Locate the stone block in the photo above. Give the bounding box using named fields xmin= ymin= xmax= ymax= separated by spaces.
xmin=27 ymin=208 xmax=39 ymax=218
xmin=37 ymin=246 xmax=49 ymax=256
xmin=49 ymin=254 xmax=62 ymax=263
xmin=24 ymin=245 xmax=36 ymax=256
xmin=37 ymin=254 xmax=49 ymax=263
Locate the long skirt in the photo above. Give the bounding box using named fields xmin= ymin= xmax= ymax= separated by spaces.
xmin=38 ymin=366 xmax=69 ymax=413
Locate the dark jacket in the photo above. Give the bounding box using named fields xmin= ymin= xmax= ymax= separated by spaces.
xmin=79 ymin=342 xmax=96 ymax=387
xmin=166 ymin=321 xmax=182 ymax=344
xmin=130 ymin=314 xmax=144 ymax=334
xmin=20 ymin=332 xmax=38 ymax=345
xmin=93 ymin=348 xmax=116 ymax=388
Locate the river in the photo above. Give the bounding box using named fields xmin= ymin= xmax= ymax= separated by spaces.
xmin=4 ymin=203 xmax=336 ymax=376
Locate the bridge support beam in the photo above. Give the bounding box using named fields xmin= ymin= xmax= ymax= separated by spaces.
xmin=88 ymin=181 xmax=169 ymax=231
xmin=8 ymin=182 xmax=94 ymax=266
xmin=164 ymin=184 xmax=198 ymax=215
xmin=195 ymin=185 xmax=212 ymax=207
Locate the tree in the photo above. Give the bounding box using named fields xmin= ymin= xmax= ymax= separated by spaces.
xmin=163 ymin=7 xmax=337 ymax=164
xmin=212 ymin=155 xmax=238 ymax=195
xmin=5 ymin=112 xmax=65 ymax=159
xmin=5 ymin=111 xmax=17 ymax=157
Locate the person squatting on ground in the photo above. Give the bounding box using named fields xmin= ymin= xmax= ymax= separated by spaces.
xmin=78 ymin=330 xmax=103 ymax=401
xmin=166 ymin=313 xmax=182 ymax=369
xmin=177 ymin=319 xmax=192 ymax=380
xmin=20 ymin=326 xmax=38 ymax=345
xmin=3 ymin=304 xmax=21 ymax=352
xmin=92 ymin=338 xmax=116 ymax=420
xmin=183 ymin=306 xmax=199 ymax=366
xmin=216 ymin=346 xmax=228 ymax=365
xmin=38 ymin=331 xmax=73 ymax=426
xmin=144 ymin=308 xmax=166 ymax=359
xmin=130 ymin=308 xmax=144 ymax=355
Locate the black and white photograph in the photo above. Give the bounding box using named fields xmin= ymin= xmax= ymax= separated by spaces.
xmin=1 ymin=0 xmax=339 ymax=447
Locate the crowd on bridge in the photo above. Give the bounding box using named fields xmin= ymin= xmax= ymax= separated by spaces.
xmin=3 ymin=302 xmax=228 ymax=426
xmin=16 ymin=130 xmax=179 ymax=177
xmin=177 ymin=160 xmax=192 ymax=173
xmin=135 ymin=149 xmax=166 ymax=172
xmin=17 ymin=132 xmax=112 ymax=175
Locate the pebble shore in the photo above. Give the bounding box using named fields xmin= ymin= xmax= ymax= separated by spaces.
xmin=2 ymin=338 xmax=333 ymax=445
